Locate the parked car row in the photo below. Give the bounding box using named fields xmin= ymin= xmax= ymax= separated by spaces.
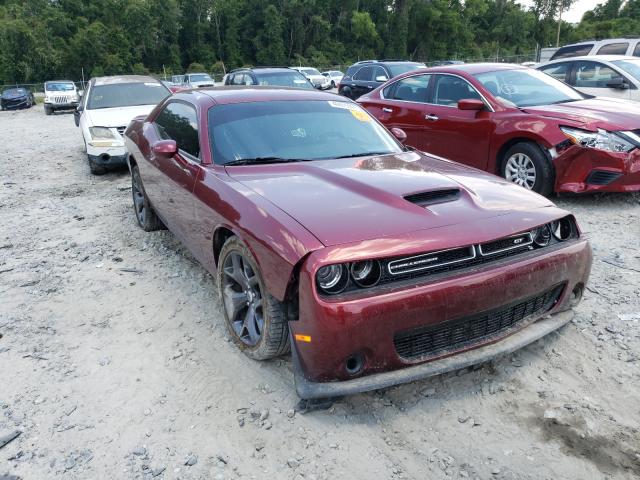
xmin=0 ymin=87 xmax=35 ymax=110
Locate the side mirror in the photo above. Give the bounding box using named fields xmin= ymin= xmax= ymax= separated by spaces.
xmin=390 ymin=127 xmax=407 ymax=143
xmin=457 ymin=98 xmax=485 ymax=111
xmin=606 ymin=78 xmax=629 ymax=90
xmin=73 ymin=106 xmax=82 ymax=127
xmin=375 ymin=75 xmax=389 ymax=82
xmin=152 ymin=139 xmax=177 ymax=157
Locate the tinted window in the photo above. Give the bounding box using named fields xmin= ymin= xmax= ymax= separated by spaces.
xmin=155 ymin=102 xmax=200 ymax=158
xmin=574 ymin=62 xmax=623 ymax=88
xmin=254 ymin=71 xmax=313 ymax=88
xmin=45 ymin=82 xmax=75 ymax=91
xmin=612 ymin=58 xmax=640 ymax=81
xmin=87 ymin=82 xmax=169 ymax=109
xmin=231 ymin=74 xmax=245 ymax=85
xmin=432 ymin=75 xmax=481 ymax=106
xmin=372 ymin=66 xmax=389 ymax=82
xmin=474 ymin=68 xmax=583 ymax=108
xmin=387 ymin=75 xmax=430 ymax=102
xmin=597 ymin=43 xmax=629 ymax=55
xmin=550 ymin=44 xmax=593 ymax=60
xmin=539 ymin=63 xmax=571 ymax=83
xmin=353 ymin=66 xmax=374 ymax=81
xmin=634 ymin=43 xmax=640 ymax=57
xmin=209 ymin=100 xmax=402 ymax=164
xmin=387 ymin=63 xmax=426 ymax=77
xmin=189 ymin=74 xmax=213 ymax=82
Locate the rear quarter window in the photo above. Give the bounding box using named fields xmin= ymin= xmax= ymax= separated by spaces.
xmin=597 ymin=43 xmax=629 ymax=55
xmin=551 ymin=44 xmax=594 ymax=60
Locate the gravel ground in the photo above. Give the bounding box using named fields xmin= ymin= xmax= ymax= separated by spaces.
xmin=1 ymin=105 xmax=639 ymax=480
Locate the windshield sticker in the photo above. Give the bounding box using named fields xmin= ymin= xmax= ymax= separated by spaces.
xmin=328 ymin=100 xmax=357 ymax=110
xmin=293 ymin=79 xmax=307 ymax=84
xmin=291 ymin=128 xmax=306 ymax=138
xmin=350 ymin=109 xmax=370 ymax=122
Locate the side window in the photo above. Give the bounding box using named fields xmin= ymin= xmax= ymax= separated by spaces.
xmin=574 ymin=62 xmax=623 ymax=88
xmin=432 ymin=75 xmax=481 ymax=106
xmin=634 ymin=43 xmax=640 ymax=57
xmin=387 ymin=75 xmax=431 ymax=102
xmin=225 ymin=74 xmax=234 ymax=85
xmin=539 ymin=62 xmax=571 ymax=83
xmin=597 ymin=43 xmax=629 ymax=55
xmin=372 ymin=66 xmax=389 ymax=82
xmin=155 ymin=102 xmax=200 ymax=158
xmin=550 ymin=44 xmax=593 ymax=60
xmin=353 ymin=66 xmax=374 ymax=81
xmin=232 ymin=74 xmax=245 ymax=85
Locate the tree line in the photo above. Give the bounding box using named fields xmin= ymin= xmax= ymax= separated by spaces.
xmin=0 ymin=0 xmax=638 ymax=85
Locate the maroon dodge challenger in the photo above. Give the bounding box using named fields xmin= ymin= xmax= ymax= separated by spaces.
xmin=124 ymin=87 xmax=592 ymax=401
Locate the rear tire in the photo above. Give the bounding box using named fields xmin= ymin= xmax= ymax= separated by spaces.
xmin=217 ymin=236 xmax=290 ymax=361
xmin=501 ymin=142 xmax=553 ymax=196
xmin=131 ymin=165 xmax=164 ymax=231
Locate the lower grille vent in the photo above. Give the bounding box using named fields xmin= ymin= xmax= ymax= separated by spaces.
xmin=586 ymin=170 xmax=621 ymax=186
xmin=393 ymin=284 xmax=564 ymax=361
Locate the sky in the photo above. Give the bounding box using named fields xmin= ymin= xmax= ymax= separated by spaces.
xmin=521 ymin=0 xmax=604 ymax=23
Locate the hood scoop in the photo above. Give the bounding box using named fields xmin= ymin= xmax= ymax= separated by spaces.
xmin=404 ymin=188 xmax=460 ymax=207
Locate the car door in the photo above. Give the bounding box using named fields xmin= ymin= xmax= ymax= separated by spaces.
xmin=418 ymin=74 xmax=494 ymax=169
xmin=150 ymin=101 xmax=200 ymax=241
xmin=538 ymin=62 xmax=573 ymax=84
xmin=572 ymin=61 xmax=631 ymax=100
xmin=368 ymin=74 xmax=432 ymax=151
xmin=350 ymin=66 xmax=375 ymax=99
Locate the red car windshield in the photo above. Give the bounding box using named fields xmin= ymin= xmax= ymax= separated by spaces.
xmin=209 ymin=100 xmax=402 ymax=164
xmin=474 ymin=68 xmax=584 ymax=108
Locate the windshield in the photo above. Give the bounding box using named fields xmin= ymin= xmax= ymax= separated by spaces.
xmin=209 ymin=100 xmax=402 ymax=165
xmin=189 ymin=74 xmax=212 ymax=82
xmin=388 ymin=63 xmax=426 ymax=77
xmin=301 ymin=68 xmax=321 ymax=76
xmin=254 ymin=71 xmax=314 ymax=88
xmin=87 ymin=82 xmax=169 ymax=109
xmin=3 ymin=88 xmax=26 ymax=95
xmin=45 ymin=82 xmax=75 ymax=92
xmin=474 ymin=68 xmax=584 ymax=108
xmin=612 ymin=59 xmax=640 ymax=81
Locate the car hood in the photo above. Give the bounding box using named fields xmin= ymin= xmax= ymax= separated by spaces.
xmin=522 ymin=98 xmax=640 ymax=131
xmin=227 ymin=151 xmax=553 ymax=247
xmin=84 ymin=105 xmax=156 ymax=127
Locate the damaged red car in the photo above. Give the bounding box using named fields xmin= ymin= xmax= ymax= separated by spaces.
xmin=357 ymin=63 xmax=640 ymax=195
xmin=124 ymin=87 xmax=591 ymax=401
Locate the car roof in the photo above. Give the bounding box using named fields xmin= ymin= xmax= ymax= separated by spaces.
xmin=540 ymin=55 xmax=638 ymax=66
xmin=563 ymin=38 xmax=639 ymax=46
xmin=421 ymin=62 xmax=526 ymax=75
xmin=187 ymin=72 xmax=210 ymax=75
xmin=193 ymin=86 xmax=344 ymax=105
xmin=233 ymin=67 xmax=296 ymax=74
xmin=45 ymin=80 xmax=75 ymax=83
xmin=93 ymin=75 xmax=159 ymax=86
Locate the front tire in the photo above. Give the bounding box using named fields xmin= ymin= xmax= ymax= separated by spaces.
xmin=131 ymin=165 xmax=164 ymax=231
xmin=217 ymin=236 xmax=290 ymax=361
xmin=88 ymin=156 xmax=107 ymax=175
xmin=501 ymin=142 xmax=553 ymax=196
xmin=44 ymin=105 xmax=52 ymax=115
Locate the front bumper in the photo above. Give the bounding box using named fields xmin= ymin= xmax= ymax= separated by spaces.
xmin=554 ymin=145 xmax=640 ymax=193
xmin=45 ymin=101 xmax=78 ymax=110
xmin=293 ymin=310 xmax=573 ymax=399
xmin=1 ymin=98 xmax=29 ymax=109
xmin=290 ymin=238 xmax=591 ymax=395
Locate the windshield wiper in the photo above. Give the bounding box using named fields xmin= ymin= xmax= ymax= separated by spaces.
xmin=549 ymin=98 xmax=582 ymax=105
xmin=225 ymin=157 xmax=310 ymax=166
xmin=331 ymin=151 xmax=393 ymax=159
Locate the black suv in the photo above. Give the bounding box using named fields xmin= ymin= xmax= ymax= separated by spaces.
xmin=224 ymin=67 xmax=315 ymax=89
xmin=338 ymin=60 xmax=426 ymax=99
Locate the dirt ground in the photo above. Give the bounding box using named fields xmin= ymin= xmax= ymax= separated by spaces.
xmin=1 ymin=105 xmax=639 ymax=480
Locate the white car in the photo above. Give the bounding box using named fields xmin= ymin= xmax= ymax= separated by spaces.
xmin=549 ymin=38 xmax=640 ymax=61
xmin=44 ymin=80 xmax=79 ymax=115
xmin=291 ymin=67 xmax=332 ymax=90
xmin=74 ymin=75 xmax=170 ymax=174
xmin=537 ymin=55 xmax=640 ymax=102
xmin=181 ymin=73 xmax=215 ymax=88
xmin=322 ymin=70 xmax=344 ymax=88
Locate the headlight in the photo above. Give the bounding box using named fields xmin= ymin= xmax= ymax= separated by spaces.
xmin=89 ymin=127 xmax=116 ymax=140
xmin=550 ymin=217 xmax=574 ymax=241
xmin=316 ymin=265 xmax=348 ymax=294
xmin=560 ymin=126 xmax=635 ymax=153
xmin=350 ymin=260 xmax=382 ymax=288
xmin=531 ymin=224 xmax=551 ymax=247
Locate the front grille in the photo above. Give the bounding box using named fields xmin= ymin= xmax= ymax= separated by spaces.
xmin=404 ymin=188 xmax=460 ymax=207
xmin=393 ymin=284 xmax=564 ymax=361
xmin=54 ymin=96 xmax=69 ymax=104
xmin=479 ymin=232 xmax=533 ymax=256
xmin=388 ymin=246 xmax=475 ymax=276
xmin=116 ymin=126 xmax=126 ymax=137
xmin=586 ymin=170 xmax=622 ymax=186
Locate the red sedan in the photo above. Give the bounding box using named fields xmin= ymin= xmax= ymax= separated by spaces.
xmin=357 ymin=63 xmax=640 ymax=195
xmin=124 ymin=87 xmax=591 ymax=402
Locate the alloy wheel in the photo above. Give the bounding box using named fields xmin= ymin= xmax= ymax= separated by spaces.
xmin=132 ymin=173 xmax=146 ymax=224
xmin=505 ymin=153 xmax=536 ymax=190
xmin=222 ymin=252 xmax=264 ymax=346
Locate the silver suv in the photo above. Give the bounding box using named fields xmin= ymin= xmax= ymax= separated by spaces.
xmin=551 ymin=38 xmax=640 ymax=60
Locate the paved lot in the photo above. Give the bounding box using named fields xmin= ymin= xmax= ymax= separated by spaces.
xmin=1 ymin=105 xmax=639 ymax=479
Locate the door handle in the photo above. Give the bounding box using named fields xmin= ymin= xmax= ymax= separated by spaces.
xmin=382 ymin=107 xmax=393 ymax=113
xmin=425 ymin=114 xmax=439 ymax=121
xmin=366 ymin=85 xmax=374 ymax=89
